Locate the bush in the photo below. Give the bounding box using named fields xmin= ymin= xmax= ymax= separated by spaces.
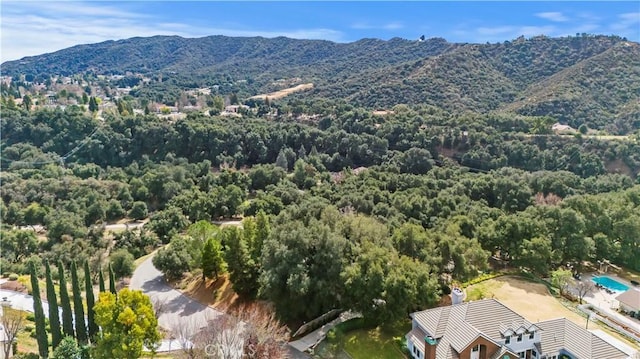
xmin=109 ymin=249 xmax=135 ymax=279
xmin=8 ymin=273 xmax=19 ymax=281
xmin=393 ymin=336 xmax=409 ymax=355
xmin=462 ymin=272 xmax=502 ymax=287
xmin=332 ymin=317 xmax=375 ymax=335
xmin=24 ymin=324 xmax=35 ymax=332
xmin=26 ymin=313 xmax=35 ymax=322
xmin=15 ymin=353 xmax=40 ymax=359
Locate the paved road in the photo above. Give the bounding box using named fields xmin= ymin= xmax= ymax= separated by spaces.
xmin=131 ymin=255 xmax=311 ymax=357
xmin=130 ymin=254 xmax=223 ymax=338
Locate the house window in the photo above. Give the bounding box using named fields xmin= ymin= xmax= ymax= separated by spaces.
xmin=517 ymin=334 xmax=523 ymax=342
xmin=529 ymin=332 xmax=535 ymax=339
xmin=505 ymin=336 xmax=511 ymax=344
xmin=532 ymin=350 xmax=538 ymax=358
xmin=472 ymin=345 xmax=479 ymax=352
xmin=519 ymin=352 xmax=525 ymax=359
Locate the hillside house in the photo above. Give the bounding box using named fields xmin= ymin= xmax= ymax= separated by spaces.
xmin=224 ymin=105 xmax=249 ymax=113
xmin=407 ymin=298 xmax=631 ymax=359
xmin=616 ymin=289 xmax=640 ymax=313
xmin=551 ymin=123 xmax=575 ymax=134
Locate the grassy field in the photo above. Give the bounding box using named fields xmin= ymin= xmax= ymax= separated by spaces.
xmin=331 ymin=320 xmax=410 ymax=359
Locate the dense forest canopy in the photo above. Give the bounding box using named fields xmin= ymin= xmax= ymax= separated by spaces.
xmin=1 ymin=33 xmax=640 ymax=326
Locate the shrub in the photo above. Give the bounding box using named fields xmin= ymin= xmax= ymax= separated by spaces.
xmin=8 ymin=273 xmax=19 ymax=281
xmin=24 ymin=324 xmax=35 ymax=332
xmin=393 ymin=336 xmax=409 ymax=355
xmin=26 ymin=313 xmax=35 ymax=322
xmin=462 ymin=272 xmax=502 ymax=287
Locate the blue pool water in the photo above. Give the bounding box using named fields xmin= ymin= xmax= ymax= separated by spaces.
xmin=592 ymin=276 xmax=629 ymax=292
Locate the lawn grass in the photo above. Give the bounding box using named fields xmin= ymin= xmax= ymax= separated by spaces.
xmin=340 ymin=320 xmax=410 ymax=359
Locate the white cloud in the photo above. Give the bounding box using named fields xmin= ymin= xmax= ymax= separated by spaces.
xmin=351 ymin=21 xmax=404 ymax=31
xmin=610 ymin=12 xmax=640 ymax=31
xmin=536 ymin=12 xmax=569 ymax=22
xmin=0 ymin=1 xmax=344 ymax=62
xmin=383 ymin=22 xmax=404 ymax=30
xmin=477 ymin=26 xmax=516 ymax=36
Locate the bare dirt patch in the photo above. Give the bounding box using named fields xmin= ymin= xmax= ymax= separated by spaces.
xmin=250 ymin=83 xmax=314 ymax=100
xmin=182 ymin=274 xmax=242 ymax=311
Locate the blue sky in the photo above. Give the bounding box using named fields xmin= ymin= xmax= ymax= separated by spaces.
xmin=1 ymin=1 xmax=639 ymax=62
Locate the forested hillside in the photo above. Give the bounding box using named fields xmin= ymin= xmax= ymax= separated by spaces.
xmin=1 ymin=104 xmax=639 ymax=325
xmin=2 ymin=34 xmax=639 ymax=133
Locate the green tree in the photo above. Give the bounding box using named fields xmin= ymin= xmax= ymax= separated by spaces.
xmin=579 ymin=124 xmax=588 ymax=134
xmin=152 ymin=236 xmax=193 ymax=280
xmin=30 ymin=263 xmax=49 ymax=358
xmin=260 ymin=219 xmax=347 ymax=321
xmin=128 ymin=201 xmax=148 ymax=221
xmin=88 ymin=96 xmax=98 ymax=112
xmin=275 ymin=149 xmax=289 ymax=170
xmin=223 ymin=226 xmax=257 ymax=298
xmin=45 ymin=261 xmax=63 ymax=348
xmin=84 ymin=261 xmax=98 ymax=339
xmin=98 ymin=267 xmax=106 ymax=293
xmin=22 ymin=94 xmax=33 ymax=111
xmin=22 ymin=202 xmax=47 ymax=227
xmin=515 ymin=236 xmax=553 ymax=276
xmin=147 ymin=206 xmax=190 ymax=243
xmin=212 ymin=95 xmax=224 ymax=114
xmin=53 ymin=336 xmax=81 ymax=359
xmin=108 ymin=263 xmax=116 ymax=294
xmin=292 ymin=159 xmax=316 ymax=189
xmin=71 ymin=261 xmax=88 ymax=343
xmin=201 ymin=237 xmax=224 ymax=280
xmin=254 ymin=211 xmax=270 ymax=262
xmin=550 ymin=268 xmax=573 ymax=296
xmin=109 ymin=249 xmax=135 ymax=279
xmin=93 ymin=289 xmax=161 ymax=359
xmin=58 ymin=262 xmax=75 ymax=338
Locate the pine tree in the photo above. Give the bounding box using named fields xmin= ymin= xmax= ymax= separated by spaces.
xmin=108 ymin=262 xmax=116 ymax=294
xmin=30 ymin=263 xmax=49 ymax=358
xmin=254 ymin=211 xmax=270 ymax=263
xmin=88 ymin=96 xmax=98 ymax=112
xmin=58 ymin=261 xmax=75 ymax=338
xmin=223 ymin=227 xmax=257 ymax=297
xmin=84 ymin=261 xmax=98 ymax=339
xmin=275 ymin=149 xmax=288 ymax=170
xmin=98 ymin=267 xmax=106 ymax=293
xmin=45 ymin=261 xmax=63 ymax=348
xmin=71 ymin=261 xmax=88 ymax=343
xmin=202 ymin=237 xmax=225 ymax=280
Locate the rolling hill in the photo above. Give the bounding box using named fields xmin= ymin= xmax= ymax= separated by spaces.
xmin=2 ymin=34 xmax=639 ymax=133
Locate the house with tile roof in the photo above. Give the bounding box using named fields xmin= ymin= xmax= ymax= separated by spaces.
xmin=406 ymin=299 xmax=632 ymax=359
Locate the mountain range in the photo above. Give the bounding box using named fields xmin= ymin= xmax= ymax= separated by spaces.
xmin=2 ymin=34 xmax=639 ymax=134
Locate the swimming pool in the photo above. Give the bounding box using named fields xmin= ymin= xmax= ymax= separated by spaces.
xmin=592 ymin=276 xmax=629 ymax=292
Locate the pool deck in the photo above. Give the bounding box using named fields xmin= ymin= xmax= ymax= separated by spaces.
xmin=580 ymin=273 xmax=640 ymax=335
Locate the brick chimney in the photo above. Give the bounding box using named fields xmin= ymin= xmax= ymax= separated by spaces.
xmin=424 ymin=336 xmax=437 ymax=359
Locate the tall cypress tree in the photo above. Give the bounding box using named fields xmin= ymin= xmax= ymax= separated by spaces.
xmin=58 ymin=261 xmax=75 ymax=338
xmin=71 ymin=261 xmax=88 ymax=343
xmin=108 ymin=262 xmax=116 ymax=294
xmin=98 ymin=266 xmax=106 ymax=293
xmin=30 ymin=263 xmax=49 ymax=358
xmin=84 ymin=261 xmax=98 ymax=339
xmin=45 ymin=261 xmax=62 ymax=348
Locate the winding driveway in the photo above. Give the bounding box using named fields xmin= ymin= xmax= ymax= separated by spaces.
xmin=130 ymin=255 xmax=223 ymax=339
